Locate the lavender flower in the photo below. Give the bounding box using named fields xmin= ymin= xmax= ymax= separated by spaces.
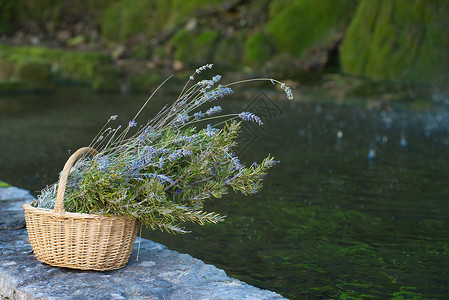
xmin=144 ymin=173 xmax=175 ymax=184
xmin=158 ymin=157 xmax=166 ymax=167
xmin=175 ymin=113 xmax=189 ymax=125
xmin=206 ymin=106 xmax=222 ymax=116
xmin=194 ymin=112 xmax=204 ymax=120
xmin=95 ymin=156 xmax=109 ymax=172
xmin=168 ymin=150 xmax=182 ymax=162
xmin=167 ymin=147 xmax=193 ymax=162
xmin=279 ymin=82 xmax=294 ymax=101
xmin=195 ymin=95 xmax=208 ymax=106
xmin=195 ymin=64 xmax=213 ymax=75
xmin=212 ymin=75 xmax=221 ymax=83
xmin=204 ymin=124 xmax=219 ymax=137
xmin=238 ymin=112 xmax=263 ymax=125
xmin=127 ymin=159 xmax=145 ymax=176
xmin=129 ymin=120 xmax=137 ymax=127
xmin=266 ymin=159 xmax=280 ymax=166
xmin=210 ymin=87 xmax=233 ymax=100
xmin=109 ymin=115 xmax=118 ymax=121
xmin=174 ymin=134 xmax=199 ymax=143
xmin=284 ymin=87 xmax=294 ymax=101
xmin=182 ymin=148 xmax=192 ymax=156
xmin=198 ymin=80 xmax=214 ymax=89
xmin=142 ymin=146 xmax=171 ymax=164
xmin=231 ymin=157 xmax=242 ymax=170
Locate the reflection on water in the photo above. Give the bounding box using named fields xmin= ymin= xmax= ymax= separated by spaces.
xmin=1 ymin=87 xmax=449 ymax=298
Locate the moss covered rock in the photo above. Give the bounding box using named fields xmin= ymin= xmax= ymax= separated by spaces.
xmin=0 ymin=45 xmax=117 ymax=92
xmin=340 ymin=0 xmax=449 ymax=85
xmin=214 ymin=31 xmax=247 ymax=68
xmin=100 ymin=0 xmax=224 ymax=42
xmin=92 ymin=65 xmax=121 ymax=93
xmin=265 ymin=0 xmax=357 ymax=58
xmin=129 ymin=73 xmax=168 ymax=94
xmin=170 ymin=28 xmax=220 ymax=66
xmin=0 ymin=51 xmax=53 ymax=92
xmin=0 ymin=1 xmax=19 ymax=35
xmin=101 ymin=0 xmax=153 ymax=41
xmin=15 ymin=57 xmax=53 ymax=87
xmin=0 ymin=181 xmax=11 ymax=188
xmin=244 ymin=31 xmax=276 ymax=67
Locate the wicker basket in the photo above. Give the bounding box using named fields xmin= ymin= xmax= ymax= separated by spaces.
xmin=23 ymin=147 xmax=139 ymax=271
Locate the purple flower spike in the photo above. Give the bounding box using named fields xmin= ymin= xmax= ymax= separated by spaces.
xmin=238 ymin=112 xmax=263 ymax=125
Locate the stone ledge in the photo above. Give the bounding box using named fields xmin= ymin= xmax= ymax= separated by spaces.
xmin=0 ymin=185 xmax=285 ymax=300
xmin=0 ymin=229 xmax=284 ymax=299
xmin=0 ymin=186 xmax=34 ymax=230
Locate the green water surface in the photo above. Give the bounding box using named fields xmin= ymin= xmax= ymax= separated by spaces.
xmin=1 ymin=87 xmax=448 ymax=299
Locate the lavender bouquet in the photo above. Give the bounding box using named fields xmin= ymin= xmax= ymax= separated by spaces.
xmin=35 ymin=65 xmax=293 ymax=233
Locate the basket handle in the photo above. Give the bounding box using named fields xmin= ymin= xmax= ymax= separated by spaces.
xmin=55 ymin=147 xmax=99 ymax=215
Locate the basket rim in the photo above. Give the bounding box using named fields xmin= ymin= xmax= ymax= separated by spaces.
xmin=23 ymin=201 xmax=135 ymax=221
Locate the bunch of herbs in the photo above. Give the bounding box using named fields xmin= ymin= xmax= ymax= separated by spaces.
xmin=35 ymin=65 xmax=293 ymax=233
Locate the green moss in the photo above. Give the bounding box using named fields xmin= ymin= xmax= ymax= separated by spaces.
xmin=266 ymin=0 xmax=357 ymax=58
xmin=0 ymin=45 xmax=118 ymax=92
xmin=129 ymin=73 xmax=167 ymax=93
xmin=0 ymin=181 xmax=11 ymax=188
xmin=340 ymin=0 xmax=449 ymax=85
xmin=15 ymin=58 xmax=53 ymax=87
xmin=119 ymin=0 xmax=152 ymax=41
xmin=0 ymin=51 xmax=54 ymax=92
xmin=171 ymin=29 xmax=220 ymax=65
xmin=92 ymin=65 xmax=120 ymax=93
xmin=339 ymin=1 xmax=381 ymax=75
xmin=214 ymin=31 xmax=246 ymax=67
xmin=0 ymin=81 xmax=22 ymax=92
xmin=0 ymin=1 xmax=19 ymax=35
xmin=166 ymin=0 xmax=224 ymax=26
xmin=0 ymin=53 xmax=17 ymax=81
xmin=193 ymin=30 xmax=220 ymax=63
xmin=0 ymin=45 xmax=112 ymax=84
xmin=244 ymin=31 xmax=276 ymax=67
xmin=87 ymin=0 xmax=118 ymax=12
xmin=100 ymin=2 xmax=121 ymax=41
xmin=171 ymin=29 xmax=192 ymax=62
xmin=100 ymin=0 xmax=224 ymax=43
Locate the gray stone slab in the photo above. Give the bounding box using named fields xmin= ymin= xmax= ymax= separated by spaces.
xmin=0 ymin=187 xmax=35 ymax=204
xmin=0 ymin=229 xmax=285 ymax=299
xmin=0 ymin=212 xmax=26 ymax=230
xmin=0 ymin=187 xmax=35 ymax=231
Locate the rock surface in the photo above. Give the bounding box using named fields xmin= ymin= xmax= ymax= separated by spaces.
xmin=0 ymin=186 xmax=34 ymax=230
xmin=0 ymin=185 xmax=285 ymax=300
xmin=340 ymin=0 xmax=449 ymax=85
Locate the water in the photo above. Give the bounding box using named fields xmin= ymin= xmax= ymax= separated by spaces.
xmin=1 ymin=87 xmax=449 ymax=299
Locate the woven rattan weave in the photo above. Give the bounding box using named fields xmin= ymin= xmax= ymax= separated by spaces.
xmin=23 ymin=147 xmax=139 ymax=271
